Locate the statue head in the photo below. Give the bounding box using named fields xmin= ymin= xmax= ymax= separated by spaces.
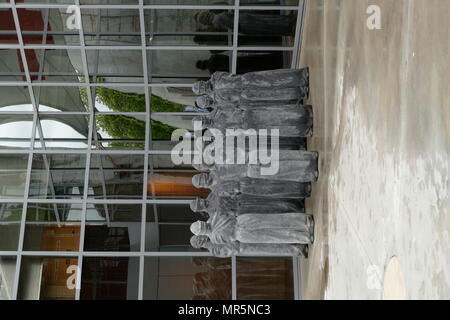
xmin=190 ymin=198 xmax=208 ymax=212
xmin=192 ymin=173 xmax=213 ymax=188
xmin=190 ymin=235 xmax=210 ymax=248
xmin=190 ymin=222 xmax=210 ymax=236
xmin=195 ymin=11 xmax=215 ymax=26
xmin=192 ymin=81 xmax=212 ymax=95
xmin=196 ymin=95 xmax=214 ymax=109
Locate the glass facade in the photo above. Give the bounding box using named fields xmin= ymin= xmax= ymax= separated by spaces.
xmin=0 ymin=0 xmax=305 ymax=300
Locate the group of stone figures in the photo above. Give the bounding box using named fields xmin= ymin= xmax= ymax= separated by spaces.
xmin=188 ymin=68 xmax=318 ymax=259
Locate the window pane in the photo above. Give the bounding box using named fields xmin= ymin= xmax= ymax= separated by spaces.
xmin=145 ymin=9 xmax=231 ymax=47
xmin=18 ymin=256 xmax=79 ymax=300
xmin=36 ymin=86 xmax=89 ymax=112
xmin=81 ymin=9 xmax=141 ymax=46
xmin=0 ymin=49 xmax=26 ymax=81
xmin=236 ymin=51 xmax=290 ymax=74
xmin=236 ymin=257 xmax=294 ymax=299
xmin=81 ymin=257 xmax=139 ymax=300
xmin=147 ymin=50 xmax=231 ymax=83
xmin=93 ymin=114 xmax=146 ymax=150
xmin=144 ymin=0 xmax=234 ymax=4
xmin=0 ymin=203 xmax=23 ymax=251
xmin=0 ymin=256 xmax=17 ymax=300
xmin=87 ymin=49 xmax=143 ymax=83
xmin=0 ymin=154 xmax=29 ymax=199
xmin=29 ymin=153 xmax=86 ymax=199
xmin=85 ymin=204 xmax=141 ymax=252
xmin=88 ymin=154 xmax=144 ymax=199
xmin=145 ymin=204 xmax=206 ymax=251
xmin=35 ymin=114 xmax=89 ymax=149
xmin=0 ymin=114 xmax=33 ymax=149
xmin=18 ymin=8 xmax=80 ymax=45
xmin=0 ymin=87 xmax=32 ymax=111
xmin=237 ymin=10 xmax=297 ymax=46
xmin=23 ymin=203 xmax=82 ymax=251
xmin=25 ymin=49 xmax=83 ymax=83
xmin=0 ymin=9 xmax=18 ymax=44
xmin=144 ymin=257 xmax=232 ymax=300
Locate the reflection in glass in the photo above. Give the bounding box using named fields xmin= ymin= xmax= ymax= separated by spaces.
xmin=93 ymin=114 xmax=146 ymax=150
xmin=35 ymin=114 xmax=89 ymax=149
xmin=84 ymin=204 xmax=141 ymax=252
xmin=36 ymin=86 xmax=89 ymax=112
xmin=24 ymin=49 xmax=82 ymax=82
xmin=0 ymin=256 xmax=17 ymax=300
xmin=148 ymin=50 xmax=228 ymax=83
xmin=145 ymin=9 xmax=230 ymax=47
xmin=81 ymin=9 xmax=141 ymax=46
xmin=0 ymin=9 xmax=18 ymax=44
xmin=144 ymin=257 xmax=231 ymax=300
xmin=0 ymin=154 xmax=29 ymax=199
xmin=236 ymin=257 xmax=294 ymax=299
xmin=0 ymin=49 xmax=27 ymax=81
xmin=18 ymin=8 xmax=80 ymax=45
xmin=88 ymin=154 xmax=144 ymax=199
xmin=0 ymin=203 xmax=23 ymax=251
xmin=81 ymin=257 xmax=139 ymax=300
xmin=29 ymin=153 xmax=86 ymax=199
xmin=0 ymin=87 xmax=32 ymax=111
xmin=0 ymin=114 xmax=33 ymax=149
xmin=86 ymin=49 xmax=143 ymax=83
xmin=18 ymin=256 xmax=78 ymax=300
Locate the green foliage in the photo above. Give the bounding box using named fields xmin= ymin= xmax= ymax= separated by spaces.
xmin=79 ymin=84 xmax=184 ymax=145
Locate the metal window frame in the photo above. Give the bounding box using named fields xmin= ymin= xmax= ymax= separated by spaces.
xmin=0 ymin=0 xmax=306 ymax=301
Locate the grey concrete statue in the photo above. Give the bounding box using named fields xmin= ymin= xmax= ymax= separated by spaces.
xmin=190 ymin=211 xmax=314 ymax=245
xmin=194 ymin=104 xmax=313 ymax=137
xmin=192 ymin=173 xmax=311 ymax=199
xmin=190 ymin=193 xmax=305 ymax=217
xmin=248 ymin=151 xmax=320 ymax=182
xmin=190 ymin=235 xmax=309 ymax=258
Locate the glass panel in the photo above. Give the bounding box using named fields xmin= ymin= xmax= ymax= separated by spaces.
xmin=145 ymin=9 xmax=231 ymax=47
xmin=0 ymin=87 xmax=32 ymax=111
xmin=236 ymin=257 xmax=294 ymax=299
xmin=148 ymin=172 xmax=210 ymax=199
xmin=143 ymin=257 xmax=232 ymax=300
xmin=240 ymin=0 xmax=299 ymax=5
xmin=86 ymin=49 xmax=143 ymax=83
xmin=25 ymin=49 xmax=83 ymax=82
xmin=88 ymin=154 xmax=144 ymax=199
xmin=236 ymin=51 xmax=290 ymax=73
xmin=147 ymin=50 xmax=231 ymax=83
xmin=18 ymin=8 xmax=80 ymax=45
xmin=150 ymin=86 xmax=201 ymax=110
xmin=0 ymin=154 xmax=29 ymax=199
xmin=84 ymin=204 xmax=141 ymax=252
xmin=29 ymin=153 xmax=86 ymax=199
xmin=237 ymin=10 xmax=297 ymax=46
xmin=81 ymin=257 xmax=139 ymax=300
xmin=94 ymin=86 xmax=145 ymax=112
xmin=0 ymin=9 xmax=18 ymax=44
xmin=18 ymin=256 xmax=79 ymax=300
xmin=145 ymin=204 xmax=207 ymax=251
xmin=144 ymin=0 xmax=234 ymax=4
xmin=35 ymin=114 xmax=89 ymax=149
xmin=36 ymin=86 xmax=89 ymax=112
xmin=23 ymin=202 xmax=82 ymax=251
xmin=80 ymin=0 xmax=139 ymax=4
xmin=0 ymin=203 xmax=23 ymax=251
xmin=0 ymin=49 xmax=26 ymax=81
xmin=81 ymin=9 xmax=141 ymax=46
xmin=93 ymin=114 xmax=145 ymax=150
xmin=0 ymin=256 xmax=17 ymax=300
xmin=0 ymin=114 xmax=33 ymax=149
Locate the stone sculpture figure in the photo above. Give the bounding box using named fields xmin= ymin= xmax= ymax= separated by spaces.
xmin=190 ymin=235 xmax=309 ymax=258
xmin=190 ymin=211 xmax=314 ymax=245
